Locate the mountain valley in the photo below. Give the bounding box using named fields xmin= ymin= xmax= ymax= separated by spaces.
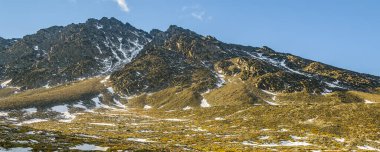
xmin=0 ymin=17 xmax=380 ymax=151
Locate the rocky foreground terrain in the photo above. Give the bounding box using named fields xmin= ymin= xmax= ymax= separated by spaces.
xmin=0 ymin=17 xmax=380 ymax=151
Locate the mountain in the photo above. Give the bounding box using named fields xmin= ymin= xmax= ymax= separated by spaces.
xmin=110 ymin=25 xmax=380 ymax=109
xmin=0 ymin=37 xmax=19 ymax=80
xmin=0 ymin=17 xmax=151 ymax=89
xmin=1 ymin=17 xmax=380 ymax=151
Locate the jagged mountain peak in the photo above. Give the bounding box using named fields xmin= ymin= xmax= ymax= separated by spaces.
xmin=111 ymin=23 xmax=380 ymax=102
xmin=0 ymin=17 xmax=151 ymax=89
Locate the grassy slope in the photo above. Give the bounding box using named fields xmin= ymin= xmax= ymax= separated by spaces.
xmin=0 ymin=78 xmax=105 ymax=110
xmin=26 ymin=103 xmax=380 ymax=151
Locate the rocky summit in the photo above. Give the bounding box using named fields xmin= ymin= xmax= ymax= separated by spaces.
xmin=1 ymin=17 xmax=380 ymax=151
xmin=0 ymin=17 xmax=151 ymax=89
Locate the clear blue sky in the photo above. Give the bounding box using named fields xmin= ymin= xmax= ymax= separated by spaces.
xmin=0 ymin=0 xmax=379 ymax=76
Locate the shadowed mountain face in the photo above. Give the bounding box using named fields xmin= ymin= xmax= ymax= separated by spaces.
xmin=111 ymin=25 xmax=380 ymax=98
xmin=0 ymin=17 xmax=151 ymax=89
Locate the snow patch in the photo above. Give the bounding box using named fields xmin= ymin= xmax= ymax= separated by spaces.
xmin=127 ymin=138 xmax=155 ymax=143
xmin=183 ymin=106 xmax=192 ymax=110
xmin=24 ymin=108 xmax=37 ymax=114
xmin=290 ymin=135 xmax=307 ymax=140
xmin=242 ymin=140 xmax=312 ymax=147
xmin=258 ymin=136 xmax=270 ymax=140
xmin=0 ymin=112 xmax=8 ymax=117
xmin=1 ymin=79 xmax=12 ymax=88
xmin=334 ymin=138 xmax=345 ymax=143
xmin=357 ymin=145 xmax=380 ymax=151
xmin=143 ymin=105 xmax=152 ymax=110
xmin=70 ymin=144 xmax=108 ymax=151
xmin=200 ymin=98 xmax=211 ymax=108
xmin=95 ymin=24 xmax=103 ymax=29
xmin=365 ymin=100 xmax=376 ymax=104
xmin=200 ymin=90 xmax=211 ymax=108
xmin=0 ymin=147 xmax=33 ymax=152
xmin=51 ymin=104 xmax=76 ymax=122
xmin=214 ymin=117 xmax=225 ymax=121
xmin=215 ymin=71 xmax=226 ymax=87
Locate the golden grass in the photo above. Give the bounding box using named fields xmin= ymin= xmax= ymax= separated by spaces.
xmin=204 ymin=78 xmax=257 ymax=106
xmin=27 ymin=103 xmax=380 ymax=151
xmin=0 ymin=88 xmax=17 ymax=98
xmin=127 ymin=85 xmax=200 ymax=109
xmin=348 ymin=90 xmax=380 ymax=102
xmin=0 ymin=78 xmax=105 ymax=109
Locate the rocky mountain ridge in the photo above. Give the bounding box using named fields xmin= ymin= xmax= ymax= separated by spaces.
xmin=0 ymin=17 xmax=151 ymax=89
xmin=1 ymin=17 xmax=379 ymax=98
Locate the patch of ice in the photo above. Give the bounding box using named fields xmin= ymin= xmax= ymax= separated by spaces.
xmin=70 ymin=144 xmax=108 ymax=151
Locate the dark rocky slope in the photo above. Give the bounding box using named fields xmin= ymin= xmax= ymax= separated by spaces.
xmin=0 ymin=17 xmax=151 ymax=89
xmin=111 ymin=25 xmax=380 ymax=98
